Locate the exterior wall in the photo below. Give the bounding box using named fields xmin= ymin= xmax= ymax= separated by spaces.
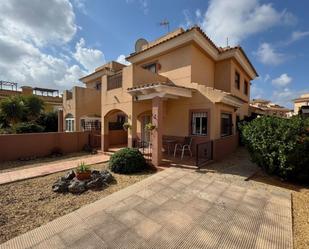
xmin=135 ymin=44 xmax=193 ymax=86
xmin=230 ymin=59 xmax=250 ymax=102
xmin=0 ymin=132 xmax=90 ymax=162
xmin=294 ymin=101 xmax=309 ymax=114
xmin=215 ymin=59 xmax=232 ymax=92
xmin=191 ymin=44 xmax=215 ymax=87
xmin=213 ymin=133 xmax=239 ymax=161
xmin=63 ymin=86 xmax=101 ymax=131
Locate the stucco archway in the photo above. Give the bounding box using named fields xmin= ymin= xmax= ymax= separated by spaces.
xmin=102 ymin=109 xmax=129 ymax=151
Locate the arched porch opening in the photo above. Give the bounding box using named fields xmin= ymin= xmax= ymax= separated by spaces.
xmin=102 ymin=109 xmax=128 ymax=151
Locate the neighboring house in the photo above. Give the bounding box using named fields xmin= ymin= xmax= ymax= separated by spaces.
xmin=293 ymin=93 xmax=309 ymax=115
xmin=97 ymin=26 xmax=258 ymax=166
xmin=249 ymin=99 xmax=291 ymax=118
xmin=0 ymin=81 xmax=62 ymax=112
xmin=62 ymin=61 xmax=126 ymax=132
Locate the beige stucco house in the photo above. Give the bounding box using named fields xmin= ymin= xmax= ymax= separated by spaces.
xmin=96 ymin=26 xmax=258 ymax=166
xmin=293 ymin=93 xmax=309 ymax=115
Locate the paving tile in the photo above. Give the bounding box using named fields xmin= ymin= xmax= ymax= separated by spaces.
xmin=117 ymin=209 xmax=146 ymax=227
xmin=159 ymin=187 xmax=178 ymax=199
xmin=31 ymin=235 xmax=66 ymax=249
xmin=134 ymin=199 xmax=158 ymax=216
xmin=135 ymin=188 xmax=155 ymax=198
xmin=133 ymin=218 xmax=162 ymax=239
xmin=150 ymin=193 xmax=170 ymax=205
xmin=186 ymin=197 xmax=213 ymax=212
xmin=112 ymin=229 xmax=146 ymax=249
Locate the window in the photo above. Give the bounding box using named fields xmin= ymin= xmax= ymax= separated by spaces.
xmin=65 ymin=118 xmax=74 ymax=132
xmin=191 ymin=112 xmax=208 ymax=136
xmin=95 ymin=82 xmax=101 ymax=90
xmin=244 ymin=80 xmax=248 ymax=95
xmin=81 ymin=119 xmax=101 ymax=131
xmin=143 ymin=63 xmax=157 ymax=73
xmin=235 ymin=72 xmax=240 ymax=90
xmin=221 ymin=113 xmax=233 ymax=137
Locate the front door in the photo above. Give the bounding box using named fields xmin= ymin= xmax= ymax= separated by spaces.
xmin=141 ymin=115 xmax=151 ymax=146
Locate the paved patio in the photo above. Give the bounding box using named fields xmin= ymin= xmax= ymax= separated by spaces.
xmin=0 ymin=165 xmax=292 ymax=249
xmin=0 ymin=154 xmax=109 ymax=185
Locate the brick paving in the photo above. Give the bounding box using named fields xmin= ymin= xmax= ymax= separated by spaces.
xmin=0 ymin=154 xmax=109 ymax=185
xmin=0 ymin=165 xmax=293 ymax=249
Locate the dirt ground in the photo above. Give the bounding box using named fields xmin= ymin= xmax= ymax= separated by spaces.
xmin=0 ymin=152 xmax=91 ymax=173
xmin=0 ymin=163 xmax=155 ymax=244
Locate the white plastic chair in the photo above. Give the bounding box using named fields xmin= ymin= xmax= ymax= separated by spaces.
xmin=174 ymin=137 xmax=193 ymax=159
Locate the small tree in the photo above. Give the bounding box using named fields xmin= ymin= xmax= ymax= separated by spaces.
xmin=23 ymin=95 xmax=45 ymax=121
xmin=37 ymin=111 xmax=58 ymax=132
xmin=0 ymin=96 xmax=25 ymax=125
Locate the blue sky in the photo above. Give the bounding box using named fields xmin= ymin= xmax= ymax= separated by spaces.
xmin=0 ymin=0 xmax=308 ymax=108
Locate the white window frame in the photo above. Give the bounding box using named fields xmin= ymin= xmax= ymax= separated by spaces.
xmin=192 ymin=112 xmax=208 ymax=136
xmin=65 ymin=118 xmax=75 ymax=132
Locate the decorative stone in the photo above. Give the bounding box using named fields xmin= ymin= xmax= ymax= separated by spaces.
xmin=64 ymin=170 xmax=75 ymax=181
xmin=52 ymin=179 xmax=68 ymax=193
xmin=68 ymin=179 xmax=86 ymax=194
xmin=52 ymin=169 xmax=114 ymax=194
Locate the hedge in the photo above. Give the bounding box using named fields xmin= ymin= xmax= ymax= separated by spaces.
xmin=239 ymin=116 xmax=309 ymax=182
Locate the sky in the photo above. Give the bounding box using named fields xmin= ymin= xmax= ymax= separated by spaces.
xmin=0 ymin=0 xmax=308 ymax=108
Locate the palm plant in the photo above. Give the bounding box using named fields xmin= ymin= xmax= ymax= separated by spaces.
xmin=24 ymin=95 xmax=45 ymax=121
xmin=0 ymin=96 xmax=25 ymax=125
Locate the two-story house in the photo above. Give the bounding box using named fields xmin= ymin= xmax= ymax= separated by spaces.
xmin=99 ymin=26 xmax=258 ymax=166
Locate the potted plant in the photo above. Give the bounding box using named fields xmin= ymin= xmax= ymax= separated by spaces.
xmin=123 ymin=122 xmax=132 ymax=131
xmin=145 ymin=123 xmax=156 ymax=131
xmin=75 ymin=162 xmax=91 ymax=180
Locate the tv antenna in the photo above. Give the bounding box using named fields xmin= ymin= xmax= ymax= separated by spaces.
xmin=159 ymin=19 xmax=170 ymax=33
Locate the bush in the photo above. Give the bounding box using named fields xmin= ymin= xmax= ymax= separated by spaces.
xmin=37 ymin=111 xmax=58 ymax=132
xmin=109 ymin=147 xmax=147 ymax=174
xmin=13 ymin=122 xmax=44 ymax=134
xmin=240 ymin=116 xmax=309 ymax=182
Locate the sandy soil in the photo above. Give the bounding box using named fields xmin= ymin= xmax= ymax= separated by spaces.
xmin=0 ymin=163 xmax=155 ymax=244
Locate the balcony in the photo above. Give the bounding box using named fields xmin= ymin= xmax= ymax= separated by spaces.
xmin=107 ymin=73 xmax=122 ymax=90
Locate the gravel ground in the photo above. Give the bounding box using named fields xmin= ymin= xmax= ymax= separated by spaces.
xmin=292 ymin=190 xmax=309 ymax=249
xmin=0 ymin=152 xmax=91 ymax=173
xmin=0 ymin=163 xmax=155 ymax=244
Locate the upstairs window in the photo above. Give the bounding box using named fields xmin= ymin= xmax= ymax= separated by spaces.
xmin=95 ymin=82 xmax=101 ymax=90
xmin=221 ymin=113 xmax=233 ymax=137
xmin=235 ymin=72 xmax=240 ymax=90
xmin=244 ymin=80 xmax=249 ymax=95
xmin=143 ymin=63 xmax=157 ymax=73
xmin=191 ymin=112 xmax=208 ymax=136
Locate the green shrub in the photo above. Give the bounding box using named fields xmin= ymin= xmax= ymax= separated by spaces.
xmin=13 ymin=122 xmax=44 ymax=134
xmin=109 ymin=147 xmax=147 ymax=174
xmin=240 ymin=116 xmax=309 ymax=182
xmin=37 ymin=111 xmax=58 ymax=132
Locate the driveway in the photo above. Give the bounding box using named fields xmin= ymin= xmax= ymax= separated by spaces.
xmin=0 ymin=158 xmax=292 ymax=248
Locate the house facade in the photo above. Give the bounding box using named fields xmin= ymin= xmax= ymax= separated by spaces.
xmin=293 ymin=93 xmax=309 ymax=115
xmin=249 ymin=99 xmax=291 ymax=118
xmin=99 ymin=27 xmax=258 ymax=166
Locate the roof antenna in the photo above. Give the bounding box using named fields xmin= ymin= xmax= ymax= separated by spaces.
xmin=226 ymin=37 xmax=229 ymax=47
xmin=159 ymin=19 xmax=170 ymax=33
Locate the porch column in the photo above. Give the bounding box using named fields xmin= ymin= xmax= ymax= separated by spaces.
xmin=128 ymin=113 xmax=137 ymax=148
xmin=101 ymin=118 xmax=109 ymax=151
xmin=57 ymin=109 xmax=63 ymax=132
xmin=152 ymin=97 xmax=163 ymax=167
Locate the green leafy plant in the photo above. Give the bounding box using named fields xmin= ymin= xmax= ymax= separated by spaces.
xmin=122 ymin=122 xmax=132 ymax=130
xmin=240 ymin=116 xmax=309 ymax=182
xmin=145 ymin=123 xmax=156 ymax=131
xmin=109 ymin=147 xmax=148 ymax=174
xmin=76 ymin=162 xmax=91 ymax=173
xmin=13 ymin=122 xmax=44 ymax=133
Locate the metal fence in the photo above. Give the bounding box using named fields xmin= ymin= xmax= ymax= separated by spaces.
xmin=196 ymin=141 xmax=213 ymax=167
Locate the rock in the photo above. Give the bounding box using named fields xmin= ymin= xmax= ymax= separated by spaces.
xmin=86 ymin=177 xmax=104 ymax=189
xmin=64 ymin=170 xmax=76 ymax=181
xmin=100 ymin=170 xmax=113 ymax=184
xmin=52 ymin=179 xmax=68 ymax=193
xmin=68 ymin=179 xmax=86 ymax=194
xmin=91 ymin=170 xmax=101 ymax=179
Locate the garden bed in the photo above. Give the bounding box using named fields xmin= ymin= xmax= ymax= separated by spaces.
xmin=0 ymin=163 xmax=155 ymax=244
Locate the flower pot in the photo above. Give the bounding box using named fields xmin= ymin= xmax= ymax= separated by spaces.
xmin=76 ymin=171 xmax=91 ymax=180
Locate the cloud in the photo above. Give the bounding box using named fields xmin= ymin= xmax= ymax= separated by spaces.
xmin=272 ymin=74 xmax=292 ymax=87
xmin=200 ymin=0 xmax=296 ymax=46
xmin=255 ymin=43 xmax=286 ymax=65
xmin=251 ymin=84 xmax=264 ymax=99
xmin=73 ymin=38 xmax=105 ymax=72
xmin=116 ymin=55 xmax=131 ymax=66
xmin=271 ymin=88 xmax=297 ymax=107
xmin=289 ymin=30 xmax=309 ymax=44
xmin=0 ymin=0 xmax=77 ymax=46
xmin=72 ymin=0 xmax=87 ymax=15
xmin=0 ymin=0 xmax=106 ymax=91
